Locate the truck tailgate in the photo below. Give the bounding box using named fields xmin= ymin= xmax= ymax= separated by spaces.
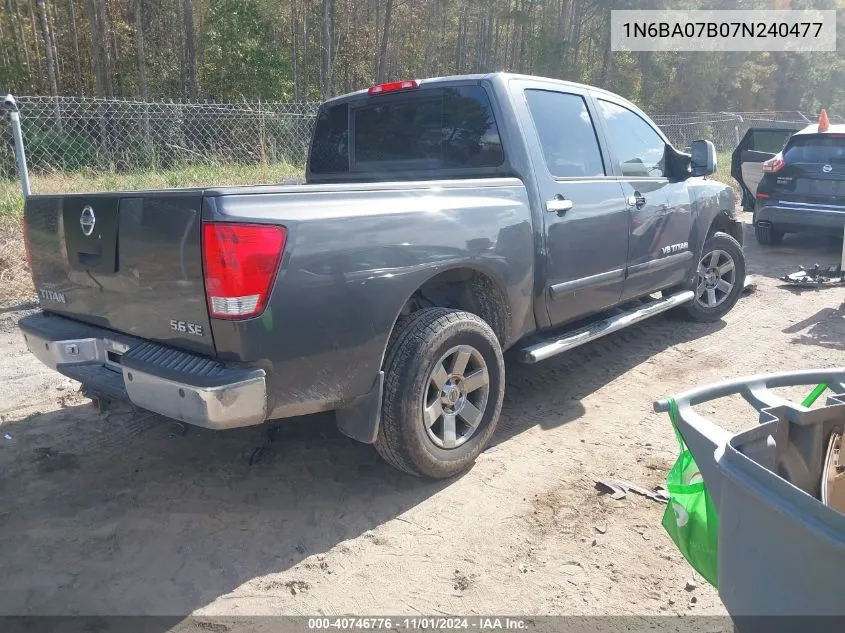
xmin=24 ymin=192 xmax=215 ymax=357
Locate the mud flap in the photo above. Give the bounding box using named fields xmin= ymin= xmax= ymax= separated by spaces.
xmin=336 ymin=371 xmax=384 ymax=444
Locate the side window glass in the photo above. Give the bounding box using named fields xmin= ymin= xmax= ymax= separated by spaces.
xmin=597 ymin=100 xmax=666 ymax=178
xmin=524 ymin=90 xmax=605 ymax=178
xmin=748 ymin=129 xmax=793 ymax=154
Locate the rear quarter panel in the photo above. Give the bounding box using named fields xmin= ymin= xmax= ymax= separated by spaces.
xmin=204 ymin=179 xmax=534 ymax=419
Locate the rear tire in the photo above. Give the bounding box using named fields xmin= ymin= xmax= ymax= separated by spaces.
xmin=679 ymin=232 xmax=746 ymax=323
xmin=754 ymin=223 xmax=784 ymax=245
xmin=375 ymin=308 xmax=505 ymax=479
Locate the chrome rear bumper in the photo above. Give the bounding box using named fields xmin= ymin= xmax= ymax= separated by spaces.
xmin=19 ymin=313 xmax=267 ymax=430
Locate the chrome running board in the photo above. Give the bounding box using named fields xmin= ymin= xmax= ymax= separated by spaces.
xmin=519 ymin=290 xmax=695 ymax=364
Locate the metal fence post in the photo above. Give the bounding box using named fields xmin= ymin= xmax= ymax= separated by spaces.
xmin=841 ymin=224 xmax=845 ymax=273
xmin=3 ymin=94 xmax=31 ymax=198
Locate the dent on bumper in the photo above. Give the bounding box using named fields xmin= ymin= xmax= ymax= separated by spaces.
xmin=122 ymin=367 xmax=266 ymax=430
xmin=20 ymin=314 xmax=267 ymax=430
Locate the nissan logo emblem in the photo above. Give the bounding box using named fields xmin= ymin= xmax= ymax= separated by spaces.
xmin=823 ymin=164 xmax=833 ymax=173
xmin=80 ymin=206 xmax=96 ymax=237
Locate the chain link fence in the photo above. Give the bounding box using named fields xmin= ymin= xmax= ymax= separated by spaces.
xmin=2 ymin=95 xmax=843 ymax=190
xmin=0 ymin=96 xmax=321 ymax=182
xmin=651 ymin=111 xmax=845 ymax=153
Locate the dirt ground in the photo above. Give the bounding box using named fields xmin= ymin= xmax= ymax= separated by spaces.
xmin=0 ymin=218 xmax=843 ymax=618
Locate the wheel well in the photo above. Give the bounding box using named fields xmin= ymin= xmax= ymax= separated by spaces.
xmin=398 ymin=269 xmax=511 ymax=346
xmin=708 ymin=210 xmax=743 ymax=244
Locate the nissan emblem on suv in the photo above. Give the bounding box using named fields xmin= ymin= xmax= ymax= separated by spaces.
xmin=80 ymin=206 xmax=96 ymax=237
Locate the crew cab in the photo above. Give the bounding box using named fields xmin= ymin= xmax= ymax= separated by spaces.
xmin=20 ymin=73 xmax=745 ymax=478
xmin=732 ymin=112 xmax=845 ymax=245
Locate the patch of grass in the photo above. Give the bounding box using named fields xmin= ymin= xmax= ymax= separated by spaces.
xmin=712 ymin=151 xmax=739 ymax=192
xmin=0 ymin=212 xmax=31 ymax=301
xmin=0 ymin=162 xmax=304 ymax=301
xmin=0 ymin=162 xmax=305 ymax=216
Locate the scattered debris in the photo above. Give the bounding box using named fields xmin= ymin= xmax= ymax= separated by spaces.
xmin=780 ymin=264 xmax=845 ymax=288
xmin=690 ymin=595 xmax=698 ymax=604
xmin=742 ymin=275 xmax=758 ymax=294
xmin=284 ymin=580 xmax=310 ymax=596
xmin=595 ymin=525 xmax=607 ymax=534
xmin=248 ymin=446 xmax=265 ymax=466
xmin=194 ymin=620 xmax=229 ymax=633
xmin=453 ymin=569 xmax=473 ymax=591
xmin=3 ymin=434 xmax=12 ymax=440
xmin=685 ymin=579 xmax=697 ymax=591
xmin=596 ymin=480 xmax=627 ymax=500
xmin=595 ymin=479 xmax=670 ymax=503
xmin=561 ymin=561 xmax=583 ymax=576
xmin=248 ymin=425 xmax=279 ymax=465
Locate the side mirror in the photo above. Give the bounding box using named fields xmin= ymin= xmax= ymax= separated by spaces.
xmin=690 ymin=139 xmax=717 ymax=177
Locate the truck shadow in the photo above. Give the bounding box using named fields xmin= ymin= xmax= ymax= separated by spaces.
xmin=0 ymin=403 xmax=448 ymax=616
xmin=0 ymin=309 xmax=725 ymax=618
xmin=782 ymin=303 xmax=845 ymax=352
xmin=495 ymin=315 xmax=725 ymax=446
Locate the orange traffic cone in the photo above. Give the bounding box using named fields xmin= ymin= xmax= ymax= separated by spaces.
xmin=819 ymin=109 xmax=830 ymax=132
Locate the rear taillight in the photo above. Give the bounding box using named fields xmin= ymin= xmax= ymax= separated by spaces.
xmin=762 ymin=154 xmax=785 ymax=173
xmin=202 ymin=222 xmax=286 ymax=320
xmin=22 ymin=217 xmax=33 ymax=270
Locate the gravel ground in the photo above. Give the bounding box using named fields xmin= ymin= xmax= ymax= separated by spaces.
xmin=0 ymin=219 xmax=843 ymax=618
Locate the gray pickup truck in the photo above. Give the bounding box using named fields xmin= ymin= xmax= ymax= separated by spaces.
xmin=20 ymin=73 xmax=745 ymax=478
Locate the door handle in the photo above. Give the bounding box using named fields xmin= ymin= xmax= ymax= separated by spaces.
xmin=626 ymin=193 xmax=646 ymax=209
xmin=546 ymin=197 xmax=573 ymax=215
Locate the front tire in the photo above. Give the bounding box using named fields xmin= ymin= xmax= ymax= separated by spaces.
xmin=375 ymin=308 xmax=505 ymax=479
xmin=679 ymin=231 xmax=746 ymax=323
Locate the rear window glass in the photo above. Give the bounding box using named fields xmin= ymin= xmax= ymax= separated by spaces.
xmin=310 ymin=103 xmax=350 ymax=173
xmin=309 ymin=85 xmax=504 ymax=174
xmin=784 ymin=135 xmax=845 ymax=164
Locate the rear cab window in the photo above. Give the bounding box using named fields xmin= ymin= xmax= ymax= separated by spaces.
xmin=308 ymin=84 xmax=505 ymax=181
xmin=523 ymin=90 xmax=605 ymax=178
xmin=783 ymin=134 xmax=845 ymax=164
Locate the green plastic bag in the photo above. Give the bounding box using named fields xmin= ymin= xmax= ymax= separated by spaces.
xmin=661 ymin=385 xmax=828 ymax=588
xmin=661 ymin=397 xmax=720 ymax=588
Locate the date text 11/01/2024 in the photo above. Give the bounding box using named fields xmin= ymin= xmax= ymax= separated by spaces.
xmin=307 ymin=618 xmax=528 ymax=630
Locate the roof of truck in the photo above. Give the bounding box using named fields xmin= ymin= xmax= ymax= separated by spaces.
xmin=322 ymin=72 xmax=626 ymax=106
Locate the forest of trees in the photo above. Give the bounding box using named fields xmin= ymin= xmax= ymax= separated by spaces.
xmin=0 ymin=0 xmax=843 ymax=114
